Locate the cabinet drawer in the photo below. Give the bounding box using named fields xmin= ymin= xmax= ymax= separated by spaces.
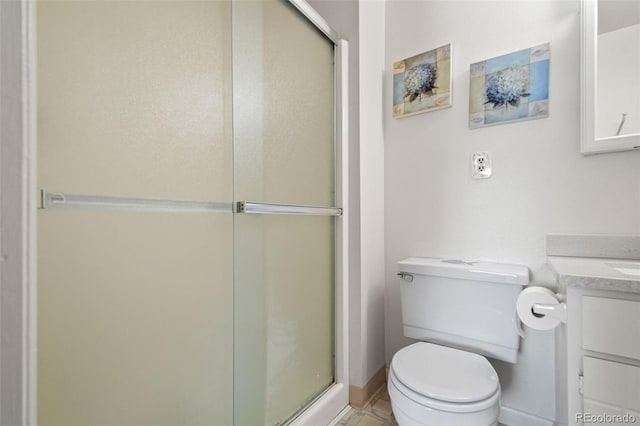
xmin=582 ymin=296 xmax=640 ymax=360
xmin=583 ymin=356 xmax=640 ymax=412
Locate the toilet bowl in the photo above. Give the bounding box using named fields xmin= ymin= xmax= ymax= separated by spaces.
xmin=388 ymin=342 xmax=501 ymax=426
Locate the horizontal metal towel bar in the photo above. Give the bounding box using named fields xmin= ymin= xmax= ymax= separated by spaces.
xmin=236 ymin=201 xmax=342 ymax=216
xmin=40 ymin=190 xmax=232 ymax=214
xmin=39 ymin=191 xmax=342 ymax=216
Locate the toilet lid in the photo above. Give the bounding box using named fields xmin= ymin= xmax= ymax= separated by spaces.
xmin=391 ymin=342 xmax=499 ymax=404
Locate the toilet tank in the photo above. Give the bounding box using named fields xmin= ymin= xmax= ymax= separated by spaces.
xmin=397 ymin=257 xmax=529 ymax=364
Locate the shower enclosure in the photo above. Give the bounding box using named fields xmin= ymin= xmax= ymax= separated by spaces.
xmin=36 ymin=0 xmax=348 ymax=424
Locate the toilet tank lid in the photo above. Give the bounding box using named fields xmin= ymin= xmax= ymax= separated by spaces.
xmin=397 ymin=257 xmax=529 ymax=285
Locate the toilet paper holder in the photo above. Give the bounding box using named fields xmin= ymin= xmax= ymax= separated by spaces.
xmin=531 ymin=293 xmax=567 ymax=324
xmin=517 ymin=287 xmax=567 ymax=335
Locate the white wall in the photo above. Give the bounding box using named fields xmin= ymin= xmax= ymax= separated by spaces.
xmin=383 ymin=0 xmax=640 ymax=424
xmin=358 ymin=0 xmax=387 ymax=386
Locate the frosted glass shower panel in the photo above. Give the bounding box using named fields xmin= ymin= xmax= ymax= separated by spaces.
xmin=232 ymin=1 xmax=337 ymax=424
xmin=234 ymin=215 xmax=335 ymax=426
xmin=37 ymin=0 xmax=232 ymax=202
xmin=38 ymin=212 xmax=233 ymax=426
xmin=233 ymin=0 xmax=335 ymax=207
xmin=36 ymin=1 xmax=233 ymax=424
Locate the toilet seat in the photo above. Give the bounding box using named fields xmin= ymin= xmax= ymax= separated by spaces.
xmin=389 ymin=363 xmax=500 ymax=413
xmin=388 ymin=368 xmax=500 ymax=426
xmin=390 ymin=342 xmax=501 ymax=412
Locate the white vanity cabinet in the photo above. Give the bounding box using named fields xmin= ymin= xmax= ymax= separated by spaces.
xmin=545 ymin=236 xmax=640 ymax=425
xmin=567 ymin=287 xmax=640 ymax=425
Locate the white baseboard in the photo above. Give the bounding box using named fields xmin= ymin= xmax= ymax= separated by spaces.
xmin=499 ymin=406 xmax=556 ymax=426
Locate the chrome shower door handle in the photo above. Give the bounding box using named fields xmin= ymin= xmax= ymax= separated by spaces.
xmin=235 ymin=201 xmax=342 ymax=216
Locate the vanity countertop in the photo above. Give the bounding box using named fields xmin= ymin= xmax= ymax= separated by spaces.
xmin=548 ymin=256 xmax=640 ymax=294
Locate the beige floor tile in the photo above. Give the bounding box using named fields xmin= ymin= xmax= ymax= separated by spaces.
xmin=342 ymin=412 xmax=364 ymax=426
xmin=371 ymin=398 xmax=392 ymax=417
xmin=338 ymin=410 xmax=360 ymax=426
xmin=337 ymin=385 xmax=397 ymax=426
xmin=377 ymin=388 xmax=390 ymax=402
xmin=355 ymin=413 xmax=385 ymax=426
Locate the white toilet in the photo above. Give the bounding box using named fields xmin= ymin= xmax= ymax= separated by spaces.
xmin=388 ymin=257 xmax=529 ymax=426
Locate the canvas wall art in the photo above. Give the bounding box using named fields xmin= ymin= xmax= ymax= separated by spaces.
xmin=393 ymin=44 xmax=452 ymax=118
xmin=469 ymin=43 xmax=550 ymax=128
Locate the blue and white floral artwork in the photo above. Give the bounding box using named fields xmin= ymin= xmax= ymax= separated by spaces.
xmin=393 ymin=44 xmax=452 ymax=118
xmin=469 ymin=43 xmax=550 ymax=128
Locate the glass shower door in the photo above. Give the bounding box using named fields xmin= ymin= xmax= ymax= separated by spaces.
xmin=36 ymin=2 xmax=233 ymax=425
xmin=37 ymin=0 xmax=342 ymax=424
xmin=232 ymin=1 xmax=338 ymax=425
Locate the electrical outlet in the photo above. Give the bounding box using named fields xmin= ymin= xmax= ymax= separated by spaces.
xmin=472 ymin=152 xmax=491 ymax=179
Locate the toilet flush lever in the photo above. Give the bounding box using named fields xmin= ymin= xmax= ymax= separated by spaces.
xmin=397 ymin=273 xmax=414 ymax=283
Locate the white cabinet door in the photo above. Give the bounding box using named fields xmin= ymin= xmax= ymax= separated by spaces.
xmin=583 ymin=356 xmax=640 ymax=422
xmin=582 ymin=297 xmax=640 ymax=360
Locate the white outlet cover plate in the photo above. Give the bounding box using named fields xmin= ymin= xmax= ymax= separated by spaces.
xmin=472 ymin=151 xmax=492 ymax=179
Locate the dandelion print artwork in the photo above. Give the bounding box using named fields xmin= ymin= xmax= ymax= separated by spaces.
xmin=393 ymin=44 xmax=452 ymax=118
xmin=469 ymin=43 xmax=550 ymax=128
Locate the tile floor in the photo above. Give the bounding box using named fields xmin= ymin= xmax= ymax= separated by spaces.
xmin=336 ymin=386 xmax=398 ymax=426
xmin=336 ymin=389 xmax=508 ymax=426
